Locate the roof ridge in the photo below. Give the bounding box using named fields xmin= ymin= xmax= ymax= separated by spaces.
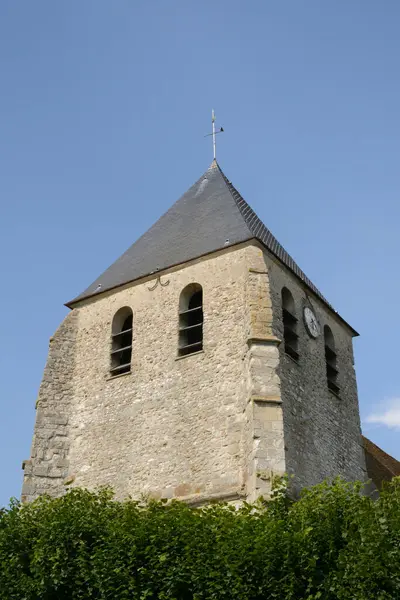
xmin=215 ymin=163 xmax=254 ymax=239
xmin=216 ymin=163 xmax=332 ymax=309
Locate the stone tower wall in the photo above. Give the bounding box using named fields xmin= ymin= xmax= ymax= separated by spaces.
xmin=23 ymin=243 xmax=285 ymax=503
xmin=242 ymin=249 xmax=285 ymax=502
xmin=264 ymin=250 xmax=367 ymax=495
xmin=22 ymin=311 xmax=78 ymax=503
xmin=22 ymin=241 xmax=366 ymax=504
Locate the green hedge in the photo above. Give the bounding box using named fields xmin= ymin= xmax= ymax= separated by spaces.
xmin=0 ymin=478 xmax=399 ymax=599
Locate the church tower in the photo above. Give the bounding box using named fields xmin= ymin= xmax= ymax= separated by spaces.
xmin=22 ymin=159 xmax=366 ymax=503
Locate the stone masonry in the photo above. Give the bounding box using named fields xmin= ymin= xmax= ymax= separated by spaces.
xmin=265 ymin=251 xmax=367 ymax=494
xmin=22 ymin=241 xmax=366 ymax=503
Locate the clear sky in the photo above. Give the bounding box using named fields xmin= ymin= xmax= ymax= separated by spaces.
xmin=1 ymin=1 xmax=399 ymax=506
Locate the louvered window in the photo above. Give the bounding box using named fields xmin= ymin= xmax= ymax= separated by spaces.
xmin=110 ymin=307 xmax=133 ymax=375
xmin=281 ymin=288 xmax=299 ymax=361
xmin=178 ymin=284 xmax=203 ymax=356
xmin=324 ymin=325 xmax=339 ymax=395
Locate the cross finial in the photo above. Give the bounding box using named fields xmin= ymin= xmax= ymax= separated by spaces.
xmin=205 ymin=110 xmax=224 ymax=161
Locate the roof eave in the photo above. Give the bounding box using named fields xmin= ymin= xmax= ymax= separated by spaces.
xmin=65 ymin=237 xmax=359 ymax=337
xmin=64 ymin=239 xmax=254 ymax=309
xmin=251 ymin=238 xmax=359 ymax=338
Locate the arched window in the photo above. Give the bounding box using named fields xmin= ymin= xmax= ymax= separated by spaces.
xmin=110 ymin=307 xmax=133 ymax=375
xmin=324 ymin=325 xmax=339 ymax=395
xmin=281 ymin=288 xmax=299 ymax=361
xmin=178 ymin=284 xmax=203 ymax=356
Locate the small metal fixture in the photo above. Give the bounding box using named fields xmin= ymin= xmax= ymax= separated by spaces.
xmin=148 ymin=274 xmax=170 ymax=292
xmin=204 ymin=109 xmax=224 ymax=160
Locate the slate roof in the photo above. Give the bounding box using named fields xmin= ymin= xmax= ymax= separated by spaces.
xmin=67 ymin=161 xmax=357 ymax=334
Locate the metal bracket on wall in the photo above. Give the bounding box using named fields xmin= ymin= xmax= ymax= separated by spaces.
xmin=148 ymin=275 xmax=170 ymax=291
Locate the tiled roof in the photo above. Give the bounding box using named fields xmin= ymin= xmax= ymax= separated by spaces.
xmin=363 ymin=435 xmax=400 ymax=490
xmin=66 ymin=161 xmax=356 ymax=334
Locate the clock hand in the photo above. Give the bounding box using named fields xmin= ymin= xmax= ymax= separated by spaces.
xmin=310 ymin=316 xmax=318 ymax=333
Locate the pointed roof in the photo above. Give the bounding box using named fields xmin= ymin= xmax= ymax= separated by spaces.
xmin=67 ymin=161 xmax=357 ymax=334
xmin=363 ymin=436 xmax=400 ymax=490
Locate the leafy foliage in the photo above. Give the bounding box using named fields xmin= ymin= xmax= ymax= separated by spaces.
xmin=0 ymin=478 xmax=399 ymax=599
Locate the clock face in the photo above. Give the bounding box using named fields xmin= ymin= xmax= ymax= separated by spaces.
xmin=303 ymin=306 xmax=320 ymax=339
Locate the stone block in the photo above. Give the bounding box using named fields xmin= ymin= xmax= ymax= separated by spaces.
xmin=47 ymin=468 xmax=66 ymax=479
xmin=33 ymin=465 xmax=49 ymax=477
xmin=23 ymin=463 xmax=33 ymax=475
xmin=21 ymin=481 xmax=35 ymax=496
xmin=174 ymin=483 xmax=191 ymax=497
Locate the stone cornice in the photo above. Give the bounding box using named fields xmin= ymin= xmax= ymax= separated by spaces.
xmin=247 ymin=335 xmax=281 ymax=345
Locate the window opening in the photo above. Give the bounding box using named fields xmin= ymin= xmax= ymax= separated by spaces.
xmin=281 ymin=288 xmax=299 ymax=361
xmin=110 ymin=308 xmax=133 ymax=375
xmin=324 ymin=326 xmax=339 ymax=395
xmin=178 ymin=285 xmax=203 ymax=356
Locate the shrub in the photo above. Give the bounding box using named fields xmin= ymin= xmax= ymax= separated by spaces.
xmin=0 ymin=478 xmax=399 ymax=599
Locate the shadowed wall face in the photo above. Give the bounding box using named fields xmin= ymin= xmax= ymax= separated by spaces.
xmin=266 ymin=252 xmax=366 ymax=495
xmin=22 ymin=310 xmax=79 ymax=503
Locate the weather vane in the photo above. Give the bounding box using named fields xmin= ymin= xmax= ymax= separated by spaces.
xmin=204 ymin=109 xmax=224 ymax=160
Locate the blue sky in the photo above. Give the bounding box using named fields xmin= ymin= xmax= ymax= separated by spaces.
xmin=1 ymin=1 xmax=399 ymax=505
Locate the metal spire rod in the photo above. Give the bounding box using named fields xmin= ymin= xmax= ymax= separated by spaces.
xmin=212 ymin=109 xmax=216 ymax=160
xmin=205 ymin=110 xmax=224 ymax=160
